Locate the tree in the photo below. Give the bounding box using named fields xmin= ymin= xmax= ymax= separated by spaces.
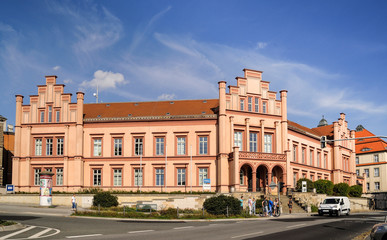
xmin=333 ymin=183 xmax=350 ymax=196
xmin=349 ymin=185 xmax=362 ymax=197
xmin=296 ymin=178 xmax=314 ymax=192
xmin=93 ymin=191 xmax=119 ymax=208
xmin=203 ymin=195 xmax=241 ymax=215
xmin=314 ymin=179 xmax=334 ymax=195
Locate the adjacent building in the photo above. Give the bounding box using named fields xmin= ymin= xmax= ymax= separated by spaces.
xmin=12 ymin=69 xmax=360 ymax=193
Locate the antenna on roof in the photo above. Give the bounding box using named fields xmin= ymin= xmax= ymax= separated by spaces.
xmin=93 ymin=85 xmax=99 ymax=103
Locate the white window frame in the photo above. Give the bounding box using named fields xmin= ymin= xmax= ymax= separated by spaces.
xmin=93 ymin=169 xmax=102 ymax=186
xmin=248 ymin=97 xmax=252 ymax=111
xmin=199 ymin=136 xmax=208 ymax=155
xmin=46 ymin=138 xmax=53 ymax=156
xmin=35 ymin=138 xmax=42 ymax=156
xmin=374 ymin=168 xmax=380 ymax=177
xmin=114 ymin=138 xmax=122 ymax=156
xmin=264 ymin=134 xmax=272 ymax=153
xmin=177 ymin=168 xmax=186 ymax=186
xmin=134 ymin=168 xmax=143 ymax=186
xmin=249 ymin=132 xmax=257 ymax=152
xmin=34 ymin=168 xmax=41 ymax=186
xmin=57 ymin=138 xmax=64 ymax=155
xmin=155 ymin=168 xmax=164 ymax=186
xmin=134 ymin=138 xmax=143 ymax=156
xmin=254 ymin=98 xmax=259 ymax=112
xmin=177 ymin=137 xmax=186 ymax=155
xmin=155 ymin=137 xmax=164 ymax=156
xmin=113 ymin=169 xmax=122 ymax=186
xmin=56 ymin=168 xmax=63 ymax=186
xmin=234 ymin=131 xmax=243 ymax=151
xmin=199 ymin=168 xmax=208 ymax=186
xmin=93 ymin=139 xmax=102 ymax=156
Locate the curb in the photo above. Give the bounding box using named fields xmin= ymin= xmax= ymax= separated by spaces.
xmin=0 ymin=223 xmax=24 ymax=232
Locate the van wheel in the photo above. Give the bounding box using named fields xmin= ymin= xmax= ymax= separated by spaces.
xmin=346 ymin=210 xmax=350 ymax=216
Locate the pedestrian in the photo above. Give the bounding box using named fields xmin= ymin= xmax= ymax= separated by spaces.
xmin=252 ymin=197 xmax=256 ymax=215
xmin=268 ymin=198 xmax=273 ymax=216
xmin=288 ymin=199 xmax=293 ymax=214
xmin=262 ymin=197 xmax=268 ymax=216
xmin=71 ymin=194 xmax=76 ymax=210
xmin=274 ymin=198 xmax=279 ymax=216
xmin=248 ymin=197 xmax=253 ymax=215
xmin=240 ymin=196 xmax=244 ymax=212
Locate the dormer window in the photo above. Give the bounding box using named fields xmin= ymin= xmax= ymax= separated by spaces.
xmin=361 ymin=148 xmax=371 ymax=152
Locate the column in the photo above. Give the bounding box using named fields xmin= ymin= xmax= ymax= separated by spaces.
xmin=260 ymin=120 xmax=265 ymax=152
xmin=252 ymin=171 xmax=257 ymax=192
xmin=245 ymin=118 xmax=250 ymax=152
xmin=230 ymin=116 xmax=234 ymax=151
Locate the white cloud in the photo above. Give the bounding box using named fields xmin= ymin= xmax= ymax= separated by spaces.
xmin=158 ymin=93 xmax=176 ymax=100
xmin=80 ymin=70 xmax=127 ymax=91
xmin=0 ymin=22 xmax=15 ymax=32
xmin=255 ymin=42 xmax=268 ymax=49
xmin=53 ymin=66 xmax=60 ymax=71
xmin=63 ymin=79 xmax=73 ymax=84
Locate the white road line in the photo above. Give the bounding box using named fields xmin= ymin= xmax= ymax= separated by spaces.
xmin=27 ymin=228 xmax=52 ymax=238
xmin=231 ymin=231 xmax=264 ymax=238
xmin=173 ymin=226 xmax=194 ymax=230
xmin=286 ymin=223 xmax=307 ymax=229
xmin=128 ymin=230 xmax=154 ymax=234
xmin=66 ymin=234 xmax=102 ymax=238
xmin=0 ymin=226 xmax=36 ymax=240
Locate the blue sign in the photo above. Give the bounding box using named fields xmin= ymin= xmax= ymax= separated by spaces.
xmin=6 ymin=184 xmax=14 ymax=193
xmin=203 ymin=179 xmax=210 ymax=184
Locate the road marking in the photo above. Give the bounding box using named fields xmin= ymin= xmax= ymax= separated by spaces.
xmin=27 ymin=228 xmax=53 ymax=238
xmin=231 ymin=231 xmax=263 ymax=238
xmin=128 ymin=230 xmax=154 ymax=234
xmin=66 ymin=234 xmax=102 ymax=238
xmin=286 ymin=223 xmax=307 ymax=229
xmin=173 ymin=226 xmax=194 ymax=230
xmin=0 ymin=226 xmax=36 ymax=240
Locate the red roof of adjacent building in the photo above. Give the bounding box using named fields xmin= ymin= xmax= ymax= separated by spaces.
xmin=355 ymin=128 xmax=387 ymax=154
xmin=312 ymin=124 xmax=334 ymax=138
xmin=83 ymin=99 xmax=219 ymax=120
xmin=288 ymin=120 xmax=322 ymax=138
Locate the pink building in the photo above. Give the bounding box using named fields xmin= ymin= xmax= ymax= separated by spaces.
xmin=13 ymin=69 xmax=360 ymax=193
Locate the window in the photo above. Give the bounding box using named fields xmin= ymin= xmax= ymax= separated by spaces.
xmin=177 ymin=137 xmax=186 ymax=155
xmin=364 ymin=169 xmax=369 ymax=178
xmin=374 ymin=154 xmax=379 ymax=163
xmin=234 ymin=132 xmax=243 ymax=151
xmin=56 ymin=168 xmax=63 ymax=186
xmin=93 ymin=139 xmax=102 ymax=156
xmin=366 ymin=183 xmax=370 ymax=191
xmin=113 ymin=169 xmax=122 ymax=186
xmin=35 ymin=138 xmax=42 ymax=156
xmin=293 ymin=145 xmax=297 ymax=162
xmin=199 ymin=168 xmax=208 ymax=186
xmin=46 ymin=138 xmax=53 ymax=156
xmin=249 ymin=133 xmax=257 ymax=152
xmin=48 ymin=106 xmax=52 ymax=122
xmin=155 ymin=168 xmax=164 ymax=186
xmin=356 ymin=170 xmax=359 ymax=176
xmin=93 ymin=169 xmax=102 ymax=186
xmin=374 ymin=168 xmax=380 ymax=177
xmin=134 ymin=168 xmax=143 ymax=186
xmin=240 ymin=99 xmax=244 ymax=111
xmin=324 ymin=154 xmax=327 ymax=168
xmin=40 ymin=111 xmax=45 ymax=123
xmin=264 ymin=134 xmax=272 ymax=153
xmin=293 ymin=172 xmax=297 ymax=187
xmin=248 ymin=97 xmax=252 ymax=111
xmin=254 ymin=98 xmax=259 ymax=112
xmin=375 ymin=182 xmax=380 ymax=190
xmin=240 ymin=170 xmax=244 ymax=185
xmin=199 ymin=136 xmax=208 ymax=155
xmin=34 ymin=168 xmax=41 ymax=186
xmin=45 ymin=168 xmax=52 ymax=172
xmin=361 ymin=148 xmax=371 ymax=152
xmin=57 ymin=138 xmax=64 ymax=155
xmin=356 ymin=157 xmax=359 ymax=165
xmin=317 ymin=152 xmax=321 ymax=167
xmin=56 ymin=111 xmax=60 ymax=122
xmin=302 ymin=148 xmax=305 ymax=164
xmin=114 ymin=138 xmax=122 ymax=156
xmin=134 ymin=138 xmax=143 ymax=156
xmin=155 ymin=137 xmax=165 ymax=155
xmin=262 ymin=102 xmax=267 ymax=113
xmin=310 ymin=150 xmax=314 ymax=166
xmin=177 ymin=168 xmax=186 ymax=186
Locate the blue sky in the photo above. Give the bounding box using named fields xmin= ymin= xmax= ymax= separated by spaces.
xmin=1 ymin=0 xmax=386 ymax=136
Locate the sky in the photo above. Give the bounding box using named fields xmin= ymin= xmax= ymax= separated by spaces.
xmin=0 ymin=0 xmax=386 ymax=136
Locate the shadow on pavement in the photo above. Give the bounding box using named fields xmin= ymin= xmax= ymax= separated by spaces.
xmin=0 ymin=215 xmax=40 ymax=221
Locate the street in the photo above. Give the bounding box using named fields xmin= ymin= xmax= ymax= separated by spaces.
xmin=0 ymin=204 xmax=385 ymax=240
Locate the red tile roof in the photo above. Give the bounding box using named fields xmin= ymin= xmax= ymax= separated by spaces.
xmin=312 ymin=124 xmax=334 ymax=138
xmin=288 ymin=120 xmax=321 ymax=138
xmin=83 ymin=99 xmax=219 ymax=120
xmin=355 ymin=129 xmax=387 ymax=154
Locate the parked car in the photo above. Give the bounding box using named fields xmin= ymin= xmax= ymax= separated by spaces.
xmin=370 ymin=223 xmax=387 ymax=240
xmin=318 ymin=197 xmax=350 ymax=216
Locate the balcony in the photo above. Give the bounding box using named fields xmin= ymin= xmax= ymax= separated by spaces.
xmin=229 ymin=151 xmax=286 ymax=161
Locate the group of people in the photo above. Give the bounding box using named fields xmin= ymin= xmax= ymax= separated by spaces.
xmin=240 ymin=196 xmax=283 ymax=216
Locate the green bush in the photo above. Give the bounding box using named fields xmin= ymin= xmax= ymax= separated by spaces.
xmin=203 ymin=195 xmax=241 ymax=216
xmin=296 ymin=178 xmax=314 ymax=192
xmin=333 ymin=183 xmax=350 ymax=196
xmin=93 ymin=191 xmax=119 ymax=208
xmin=314 ymin=179 xmax=334 ymax=195
xmin=349 ymin=185 xmax=362 ymax=197
xmin=311 ymin=205 xmax=318 ymax=212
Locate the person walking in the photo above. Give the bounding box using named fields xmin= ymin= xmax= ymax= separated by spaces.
xmin=268 ymin=198 xmax=273 ymax=217
xmin=262 ymin=197 xmax=268 ymax=216
xmin=288 ymin=199 xmax=293 ymax=214
xmin=248 ymin=197 xmax=253 ymax=215
xmin=71 ymin=194 xmax=77 ymax=211
xmin=274 ymin=198 xmax=279 ymax=216
xmin=240 ymin=196 xmax=244 ymax=212
xmin=252 ymin=197 xmax=256 ymax=215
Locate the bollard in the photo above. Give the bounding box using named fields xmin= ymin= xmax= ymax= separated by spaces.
xmin=177 ymin=207 xmax=179 ymax=219
xmin=227 ymin=206 xmax=229 ymax=218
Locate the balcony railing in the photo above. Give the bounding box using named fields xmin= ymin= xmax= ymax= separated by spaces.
xmin=229 ymin=151 xmax=286 ymax=161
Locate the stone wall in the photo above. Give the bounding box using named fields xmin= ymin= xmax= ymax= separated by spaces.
xmin=0 ymin=194 xmax=214 ymax=209
xmin=292 ymin=192 xmax=369 ymax=212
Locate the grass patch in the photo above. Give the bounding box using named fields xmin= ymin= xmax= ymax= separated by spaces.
xmin=0 ymin=220 xmax=17 ymax=226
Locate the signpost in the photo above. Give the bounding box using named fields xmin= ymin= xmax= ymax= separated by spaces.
xmin=203 ymin=178 xmax=211 ymax=191
xmin=302 ymin=181 xmax=307 ymax=193
xmin=6 ymin=184 xmax=14 ymax=194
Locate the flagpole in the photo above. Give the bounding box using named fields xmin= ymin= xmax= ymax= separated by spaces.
xmin=140 ymin=152 xmax=142 ymax=193
xmin=165 ymin=144 xmax=167 ymax=192
xmin=190 ymin=145 xmax=192 ymax=193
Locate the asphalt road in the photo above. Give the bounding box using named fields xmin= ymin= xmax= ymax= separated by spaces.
xmin=0 ymin=204 xmax=385 ymax=240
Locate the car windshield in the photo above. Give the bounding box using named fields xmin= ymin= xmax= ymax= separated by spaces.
xmin=323 ymin=198 xmax=340 ymax=204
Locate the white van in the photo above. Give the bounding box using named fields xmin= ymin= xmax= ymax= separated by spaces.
xmin=318 ymin=197 xmax=351 ymax=216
